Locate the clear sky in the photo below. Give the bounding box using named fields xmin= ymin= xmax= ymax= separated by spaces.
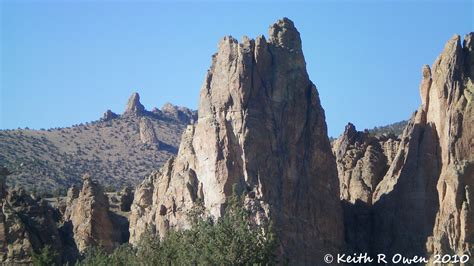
xmin=1 ymin=0 xmax=472 ymax=137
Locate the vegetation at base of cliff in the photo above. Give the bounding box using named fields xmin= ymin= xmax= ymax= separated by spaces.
xmin=76 ymin=191 xmax=277 ymax=265
xmin=32 ymin=245 xmax=59 ymax=266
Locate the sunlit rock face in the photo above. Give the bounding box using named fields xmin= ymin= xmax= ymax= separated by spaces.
xmin=129 ymin=18 xmax=344 ymax=264
xmin=64 ymin=174 xmax=120 ymax=253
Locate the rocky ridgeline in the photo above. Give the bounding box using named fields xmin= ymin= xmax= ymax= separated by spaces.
xmin=334 ymin=33 xmax=473 ymax=264
xmin=0 ymin=18 xmax=472 ymax=265
xmin=0 ymin=92 xmax=196 ymax=193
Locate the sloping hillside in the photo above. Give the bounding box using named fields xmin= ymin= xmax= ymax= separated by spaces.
xmin=0 ymin=93 xmax=196 ymax=194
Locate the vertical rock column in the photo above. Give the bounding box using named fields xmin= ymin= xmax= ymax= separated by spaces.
xmin=129 ymin=18 xmax=344 ymax=264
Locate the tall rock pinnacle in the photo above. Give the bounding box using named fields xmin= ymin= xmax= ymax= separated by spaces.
xmin=129 ymin=18 xmax=343 ymax=264
xmin=124 ymin=92 xmax=145 ymax=115
xmin=339 ymin=32 xmax=474 ymax=263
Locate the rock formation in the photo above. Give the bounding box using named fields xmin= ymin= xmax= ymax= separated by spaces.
xmin=424 ymin=33 xmax=473 ymax=262
xmin=332 ymin=123 xmax=400 ymax=204
xmin=64 ymin=174 xmax=120 ymax=253
xmin=119 ymin=187 xmax=133 ymax=212
xmin=161 ymin=103 xmax=196 ymax=124
xmin=0 ymin=168 xmax=63 ymax=264
xmin=139 ymin=117 xmax=159 ymax=145
xmin=102 ymin=109 xmax=118 ymax=121
xmin=124 ymin=92 xmax=145 ymax=116
xmin=129 ymin=18 xmax=343 ymax=264
xmin=339 ymin=33 xmax=473 ymax=264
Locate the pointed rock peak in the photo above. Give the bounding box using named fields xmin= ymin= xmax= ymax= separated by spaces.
xmin=102 ymin=109 xmax=118 ymax=121
xmin=344 ymin=122 xmax=357 ymax=135
xmin=422 ymin=64 xmax=431 ymax=79
xmin=463 ymin=32 xmax=474 ymax=50
xmin=442 ymin=34 xmax=462 ymax=55
xmin=268 ymin=17 xmax=301 ymax=50
xmin=124 ymin=92 xmax=145 ymax=115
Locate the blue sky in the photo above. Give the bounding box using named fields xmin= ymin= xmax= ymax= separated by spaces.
xmin=1 ymin=1 xmax=472 ymax=137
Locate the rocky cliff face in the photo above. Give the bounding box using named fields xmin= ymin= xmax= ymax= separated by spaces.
xmin=64 ymin=174 xmax=120 ymax=253
xmin=129 ymin=18 xmax=343 ymax=264
xmin=0 ymin=167 xmax=63 ymax=264
xmin=425 ymin=33 xmax=473 ymax=261
xmin=333 ymin=123 xmax=400 ymax=204
xmin=339 ymin=33 xmax=473 ymax=263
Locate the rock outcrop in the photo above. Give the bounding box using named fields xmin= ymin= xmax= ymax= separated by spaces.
xmin=424 ymin=33 xmax=473 ymax=262
xmin=161 ymin=103 xmax=196 ymax=124
xmin=64 ymin=174 xmax=120 ymax=253
xmin=333 ymin=123 xmax=400 ymax=204
xmin=119 ymin=187 xmax=133 ymax=212
xmin=139 ymin=117 xmax=159 ymax=145
xmin=340 ymin=33 xmax=474 ymax=264
xmin=0 ymin=168 xmax=63 ymax=264
xmin=128 ymin=18 xmax=343 ymax=264
xmin=102 ymin=109 xmax=118 ymax=121
xmin=124 ymin=92 xmax=145 ymax=116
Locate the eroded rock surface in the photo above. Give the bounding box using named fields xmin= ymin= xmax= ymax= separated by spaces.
xmin=124 ymin=92 xmax=145 ymax=116
xmin=333 ymin=123 xmax=400 ymax=204
xmin=0 ymin=167 xmax=63 ymax=264
xmin=129 ymin=18 xmax=343 ymax=264
xmin=64 ymin=174 xmax=120 ymax=253
xmin=340 ymin=33 xmax=474 ymax=264
xmin=139 ymin=117 xmax=159 ymax=145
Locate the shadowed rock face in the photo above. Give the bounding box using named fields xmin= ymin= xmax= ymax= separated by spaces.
xmin=129 ymin=18 xmax=343 ymax=264
xmin=0 ymin=168 xmax=63 ymax=264
xmin=340 ymin=33 xmax=474 ymax=264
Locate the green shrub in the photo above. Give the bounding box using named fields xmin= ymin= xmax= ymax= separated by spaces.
xmin=32 ymin=245 xmax=58 ymax=266
xmin=78 ymin=189 xmax=276 ymax=265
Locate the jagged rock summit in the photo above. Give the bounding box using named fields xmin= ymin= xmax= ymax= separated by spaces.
xmin=124 ymin=92 xmax=145 ymax=115
xmin=333 ymin=123 xmax=400 ymax=204
xmin=129 ymin=17 xmax=343 ymax=264
xmin=337 ymin=33 xmax=474 ymax=264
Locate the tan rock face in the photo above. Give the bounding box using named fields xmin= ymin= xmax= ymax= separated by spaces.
xmin=332 ymin=123 xmax=399 ymax=204
xmin=129 ymin=18 xmax=343 ymax=264
xmin=340 ymin=33 xmax=474 ymax=263
xmin=425 ymin=33 xmax=474 ymax=261
xmin=139 ymin=117 xmax=159 ymax=145
xmin=124 ymin=92 xmax=145 ymax=116
xmin=0 ymin=187 xmax=62 ymax=264
xmin=64 ymin=174 xmax=119 ymax=253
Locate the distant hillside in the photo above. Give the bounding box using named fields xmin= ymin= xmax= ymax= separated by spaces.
xmin=0 ymin=93 xmax=196 ymax=194
xmin=367 ymin=120 xmax=408 ymax=137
